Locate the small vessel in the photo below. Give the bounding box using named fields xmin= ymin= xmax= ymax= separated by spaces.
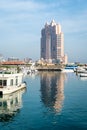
xmin=62 ymin=64 xmax=78 ymax=73
xmin=75 ymin=67 xmax=86 ymax=73
xmin=80 ymin=73 xmax=87 ymax=77
xmin=21 ymin=65 xmax=38 ymax=76
xmin=0 ymin=71 xmax=26 ymax=96
xmin=62 ymin=68 xmax=74 ymax=72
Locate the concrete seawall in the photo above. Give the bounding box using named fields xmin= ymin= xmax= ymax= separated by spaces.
xmin=36 ymin=64 xmax=64 ymax=71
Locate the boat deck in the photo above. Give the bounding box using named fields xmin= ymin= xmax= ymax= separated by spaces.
xmin=0 ymin=83 xmax=26 ymax=95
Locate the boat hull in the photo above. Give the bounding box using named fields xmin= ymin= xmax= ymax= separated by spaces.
xmin=61 ymin=69 xmax=74 ymax=73
xmin=0 ymin=83 xmax=26 ymax=96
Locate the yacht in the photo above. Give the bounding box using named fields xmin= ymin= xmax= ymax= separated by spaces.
xmin=80 ymin=73 xmax=87 ymax=77
xmin=62 ymin=64 xmax=78 ymax=73
xmin=0 ymin=71 xmax=26 ymax=96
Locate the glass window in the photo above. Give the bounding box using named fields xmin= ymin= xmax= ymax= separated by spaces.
xmin=16 ymin=78 xmax=18 ymax=85
xmin=10 ymin=79 xmax=13 ymax=86
xmin=0 ymin=80 xmax=7 ymax=86
xmin=0 ymin=80 xmax=2 ymax=86
xmin=3 ymin=80 xmax=7 ymax=86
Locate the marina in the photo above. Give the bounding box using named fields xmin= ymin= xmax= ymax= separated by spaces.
xmin=0 ymin=72 xmax=87 ymax=129
xmin=0 ymin=0 xmax=87 ymax=129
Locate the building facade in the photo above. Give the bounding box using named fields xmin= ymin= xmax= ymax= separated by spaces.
xmin=41 ymin=20 xmax=67 ymax=64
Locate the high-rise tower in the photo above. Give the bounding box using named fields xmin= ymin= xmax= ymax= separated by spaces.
xmin=41 ymin=20 xmax=67 ymax=64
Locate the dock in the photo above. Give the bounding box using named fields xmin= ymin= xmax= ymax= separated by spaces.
xmin=36 ymin=64 xmax=64 ymax=71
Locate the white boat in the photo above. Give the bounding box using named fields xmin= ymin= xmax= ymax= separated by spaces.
xmin=75 ymin=67 xmax=86 ymax=73
xmin=0 ymin=71 xmax=26 ymax=96
xmin=21 ymin=66 xmax=38 ymax=76
xmin=61 ymin=64 xmax=77 ymax=73
xmin=61 ymin=68 xmax=74 ymax=72
xmin=80 ymin=73 xmax=87 ymax=77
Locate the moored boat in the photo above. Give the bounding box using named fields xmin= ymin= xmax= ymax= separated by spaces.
xmin=61 ymin=64 xmax=78 ymax=73
xmin=75 ymin=67 xmax=86 ymax=73
xmin=80 ymin=73 xmax=87 ymax=77
xmin=61 ymin=68 xmax=74 ymax=72
xmin=0 ymin=71 xmax=26 ymax=96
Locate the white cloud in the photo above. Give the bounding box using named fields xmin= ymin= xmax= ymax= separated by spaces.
xmin=0 ymin=0 xmax=87 ymax=35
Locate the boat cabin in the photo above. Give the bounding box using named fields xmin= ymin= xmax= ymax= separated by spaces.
xmin=0 ymin=72 xmax=23 ymax=88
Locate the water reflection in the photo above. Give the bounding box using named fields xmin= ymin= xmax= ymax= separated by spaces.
xmin=80 ymin=77 xmax=87 ymax=81
xmin=0 ymin=88 xmax=26 ymax=122
xmin=40 ymin=72 xmax=66 ymax=113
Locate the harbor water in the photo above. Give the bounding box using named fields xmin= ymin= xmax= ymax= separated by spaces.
xmin=0 ymin=72 xmax=87 ymax=130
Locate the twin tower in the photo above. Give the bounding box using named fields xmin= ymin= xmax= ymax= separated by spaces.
xmin=41 ymin=20 xmax=67 ymax=64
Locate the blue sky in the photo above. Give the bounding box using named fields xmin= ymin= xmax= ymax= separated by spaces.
xmin=0 ymin=0 xmax=87 ymax=62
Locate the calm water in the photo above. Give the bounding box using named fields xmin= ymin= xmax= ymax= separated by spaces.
xmin=0 ymin=72 xmax=87 ymax=130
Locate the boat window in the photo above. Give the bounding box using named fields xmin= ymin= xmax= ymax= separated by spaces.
xmin=0 ymin=80 xmax=2 ymax=86
xmin=16 ymin=78 xmax=18 ymax=85
xmin=0 ymin=80 xmax=7 ymax=86
xmin=10 ymin=79 xmax=13 ymax=86
xmin=3 ymin=80 xmax=7 ymax=86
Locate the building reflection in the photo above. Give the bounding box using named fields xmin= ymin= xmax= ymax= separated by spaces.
xmin=0 ymin=88 xmax=26 ymax=122
xmin=40 ymin=72 xmax=66 ymax=113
